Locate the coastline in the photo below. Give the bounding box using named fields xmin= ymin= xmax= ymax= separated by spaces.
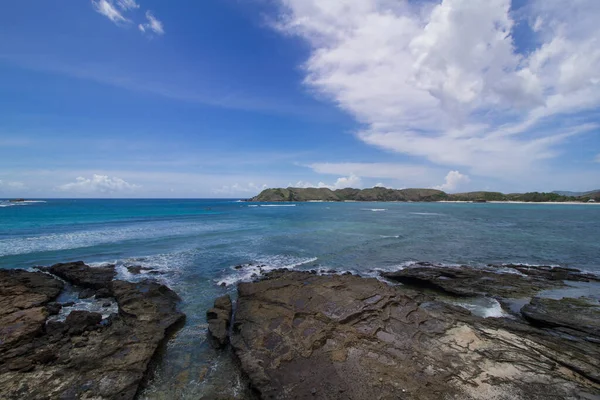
xmin=210 ymin=266 xmax=600 ymax=399
xmin=439 ymin=200 xmax=600 ymax=205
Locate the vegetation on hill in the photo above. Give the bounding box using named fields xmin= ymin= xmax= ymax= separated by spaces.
xmin=250 ymin=187 xmax=599 ymax=203
xmin=251 ymin=187 xmax=446 ymax=202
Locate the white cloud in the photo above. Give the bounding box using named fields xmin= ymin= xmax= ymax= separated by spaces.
xmin=273 ymin=0 xmax=600 ymax=180
xmin=92 ymin=0 xmax=164 ymax=36
xmin=116 ymin=0 xmax=139 ymax=10
xmin=309 ymin=163 xmax=434 ymax=181
xmin=91 ymin=0 xmax=129 ymax=24
xmin=328 ymin=175 xmax=362 ymax=190
xmin=0 ymin=180 xmax=26 ymax=190
xmin=213 ymin=182 xmax=267 ymax=196
xmin=290 ymin=174 xmax=362 ymax=190
xmin=139 ymin=11 xmax=165 ymax=35
xmin=57 ymin=174 xmax=140 ymax=194
xmin=434 ymin=170 xmax=470 ymax=192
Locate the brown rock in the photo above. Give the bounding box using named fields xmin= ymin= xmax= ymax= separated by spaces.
xmin=49 ymin=261 xmax=116 ymax=289
xmin=65 ymin=310 xmax=102 ymax=335
xmin=207 ymin=294 xmax=233 ymax=348
xmin=381 ymin=265 xmax=564 ymax=298
xmin=0 ymin=267 xmax=185 ymax=400
xmin=230 ymin=270 xmax=600 ymax=400
xmin=521 ymin=297 xmax=600 ymax=337
xmin=0 ymin=269 xmax=63 ymax=315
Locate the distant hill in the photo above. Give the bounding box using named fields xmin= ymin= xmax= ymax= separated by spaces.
xmin=251 ymin=187 xmax=446 ymax=202
xmin=250 ymin=187 xmax=600 ymax=203
xmin=553 ymin=190 xmax=600 ymax=197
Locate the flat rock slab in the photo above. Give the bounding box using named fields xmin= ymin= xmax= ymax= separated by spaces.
xmin=0 ymin=269 xmax=63 ymax=315
xmin=0 ymin=267 xmax=185 ymax=400
xmin=231 ymin=271 xmax=600 ymax=400
xmin=381 ymin=265 xmax=566 ymax=298
xmin=522 ymin=297 xmax=600 ymax=337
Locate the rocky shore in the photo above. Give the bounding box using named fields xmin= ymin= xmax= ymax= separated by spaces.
xmin=0 ymin=261 xmax=185 ymax=400
xmin=209 ymin=264 xmax=600 ymax=399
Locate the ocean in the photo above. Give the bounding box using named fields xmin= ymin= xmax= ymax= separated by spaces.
xmin=1 ymin=198 xmax=599 ymax=398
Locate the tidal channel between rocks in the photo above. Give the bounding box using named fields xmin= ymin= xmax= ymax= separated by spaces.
xmin=2 ymin=261 xmax=600 ymax=399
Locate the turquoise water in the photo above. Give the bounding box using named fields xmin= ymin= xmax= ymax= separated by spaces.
xmin=2 ymin=199 xmax=600 ymax=398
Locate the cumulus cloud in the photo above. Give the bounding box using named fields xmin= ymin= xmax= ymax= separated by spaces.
xmin=91 ymin=0 xmax=129 ymax=23
xmin=434 ymin=171 xmax=470 ymax=192
xmin=139 ymin=11 xmax=165 ymax=35
xmin=58 ymin=174 xmax=140 ymax=194
xmin=291 ymin=174 xmax=362 ymax=190
xmin=273 ymin=0 xmax=600 ymax=180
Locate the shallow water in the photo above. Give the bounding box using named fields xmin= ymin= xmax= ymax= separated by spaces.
xmin=1 ymin=199 xmax=599 ymax=398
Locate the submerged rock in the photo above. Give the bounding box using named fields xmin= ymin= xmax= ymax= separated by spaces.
xmin=229 ymin=270 xmax=600 ymax=399
xmin=207 ymin=294 xmax=233 ymax=348
xmin=0 ymin=265 xmax=185 ymax=400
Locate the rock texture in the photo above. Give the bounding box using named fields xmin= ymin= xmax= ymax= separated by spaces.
xmin=522 ymin=297 xmax=600 ymax=337
xmin=0 ymin=270 xmax=63 ymax=351
xmin=230 ymin=269 xmax=600 ymax=400
xmin=0 ymin=264 xmax=185 ymax=400
xmin=380 ymin=263 xmax=599 ymax=298
xmin=207 ymin=294 xmax=233 ymax=348
xmin=49 ymin=261 xmax=117 ymax=289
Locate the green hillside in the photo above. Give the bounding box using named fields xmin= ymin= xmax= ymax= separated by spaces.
xmin=250 ymin=187 xmax=598 ymax=203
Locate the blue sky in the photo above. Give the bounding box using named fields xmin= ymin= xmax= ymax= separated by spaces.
xmin=0 ymin=0 xmax=599 ymax=198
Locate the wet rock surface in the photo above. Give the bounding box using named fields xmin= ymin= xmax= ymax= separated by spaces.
xmin=379 ymin=263 xmax=592 ymax=298
xmin=229 ymin=268 xmax=600 ymax=400
xmin=207 ymin=294 xmax=233 ymax=348
xmin=522 ymin=297 xmax=600 ymax=337
xmin=49 ymin=261 xmax=117 ymax=289
xmin=0 ymin=263 xmax=185 ymax=400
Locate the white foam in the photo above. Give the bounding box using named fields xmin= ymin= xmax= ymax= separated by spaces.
xmin=216 ymin=255 xmax=318 ymax=286
xmin=379 ymin=235 xmax=401 ymax=238
xmin=48 ymin=296 xmax=118 ymax=322
xmin=247 ymin=205 xmax=259 ymax=207
xmin=0 ymin=220 xmax=236 ymax=256
xmin=454 ymin=298 xmax=507 ymax=318
xmin=0 ymin=200 xmax=46 ymax=208
xmin=410 ymin=212 xmax=444 ymax=216
xmin=362 ymin=208 xmax=386 ymax=212
xmin=259 ymin=204 xmax=297 ymax=207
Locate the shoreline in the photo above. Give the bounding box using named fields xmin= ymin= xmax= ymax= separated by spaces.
xmin=212 ymin=266 xmax=600 ymax=399
xmin=439 ymin=200 xmax=600 ymax=205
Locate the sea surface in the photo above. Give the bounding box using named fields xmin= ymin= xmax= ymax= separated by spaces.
xmin=2 ymin=199 xmax=600 ymax=398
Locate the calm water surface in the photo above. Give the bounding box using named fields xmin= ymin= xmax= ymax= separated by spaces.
xmin=2 ymin=199 xmax=599 ymax=398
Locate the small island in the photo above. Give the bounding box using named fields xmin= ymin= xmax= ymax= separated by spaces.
xmin=250 ymin=187 xmax=600 ymax=203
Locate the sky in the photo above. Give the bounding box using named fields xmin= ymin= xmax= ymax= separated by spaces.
xmin=0 ymin=0 xmax=599 ymax=198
